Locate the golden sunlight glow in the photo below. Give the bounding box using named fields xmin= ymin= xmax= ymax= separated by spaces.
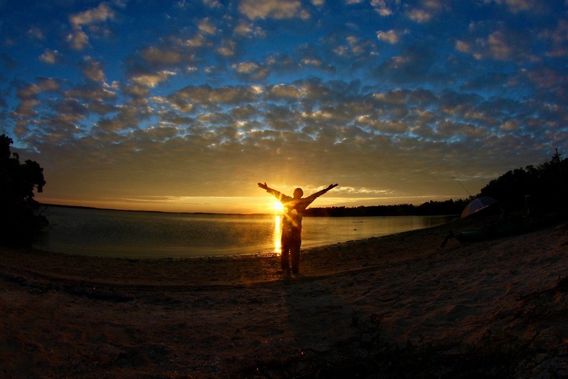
xmin=273 ymin=215 xmax=282 ymax=255
xmin=272 ymin=199 xmax=285 ymax=214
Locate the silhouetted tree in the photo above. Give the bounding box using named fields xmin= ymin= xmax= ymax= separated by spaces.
xmin=0 ymin=134 xmax=47 ymax=245
xmin=305 ymin=199 xmax=469 ymax=217
xmin=480 ymin=149 xmax=568 ymax=216
xmin=307 ymin=152 xmax=568 ymax=219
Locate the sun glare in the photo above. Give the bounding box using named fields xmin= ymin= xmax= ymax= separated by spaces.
xmin=273 ymin=215 xmax=282 ymax=255
xmin=272 ymin=200 xmax=285 ymax=214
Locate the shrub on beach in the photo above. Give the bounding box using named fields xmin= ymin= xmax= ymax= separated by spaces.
xmin=0 ymin=134 xmax=47 ymax=246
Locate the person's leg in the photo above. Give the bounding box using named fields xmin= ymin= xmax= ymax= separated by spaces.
xmin=281 ymin=237 xmax=290 ymax=273
xmin=290 ymin=236 xmax=302 ymax=274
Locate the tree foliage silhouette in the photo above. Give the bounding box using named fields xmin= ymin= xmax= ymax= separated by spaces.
xmin=0 ymin=134 xmax=47 ymax=245
xmin=305 ymin=199 xmax=469 ymax=217
xmin=306 ymin=151 xmax=567 ymax=219
xmin=480 ymin=149 xmax=568 ymax=215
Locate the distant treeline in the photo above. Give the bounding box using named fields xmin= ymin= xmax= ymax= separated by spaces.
xmin=307 ymin=150 xmax=568 ymax=218
xmin=305 ymin=199 xmax=469 ymax=217
xmin=479 ymin=149 xmax=568 ymax=215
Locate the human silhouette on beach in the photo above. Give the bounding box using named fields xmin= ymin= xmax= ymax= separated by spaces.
xmin=258 ymin=182 xmax=338 ymax=277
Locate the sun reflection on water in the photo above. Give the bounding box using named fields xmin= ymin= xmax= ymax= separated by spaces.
xmin=273 ymin=215 xmax=282 ymax=255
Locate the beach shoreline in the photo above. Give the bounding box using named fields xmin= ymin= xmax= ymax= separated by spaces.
xmin=1 ymin=222 xmax=567 ymax=377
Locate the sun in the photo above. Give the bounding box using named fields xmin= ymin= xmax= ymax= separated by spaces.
xmin=272 ymin=199 xmax=285 ymax=214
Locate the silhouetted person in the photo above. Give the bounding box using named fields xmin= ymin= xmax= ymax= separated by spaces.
xmin=258 ymin=182 xmax=338 ymax=276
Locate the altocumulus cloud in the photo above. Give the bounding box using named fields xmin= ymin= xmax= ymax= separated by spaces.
xmin=0 ymin=0 xmax=566 ymax=211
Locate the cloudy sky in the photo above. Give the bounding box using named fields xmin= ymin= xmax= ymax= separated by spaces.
xmin=1 ymin=0 xmax=566 ymax=213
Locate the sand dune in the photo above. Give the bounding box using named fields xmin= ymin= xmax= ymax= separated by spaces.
xmin=1 ymin=222 xmax=567 ymax=377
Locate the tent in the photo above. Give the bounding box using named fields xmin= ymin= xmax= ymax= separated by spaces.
xmin=460 ymin=196 xmax=497 ymax=219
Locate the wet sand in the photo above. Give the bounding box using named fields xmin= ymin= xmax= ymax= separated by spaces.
xmin=1 ymin=222 xmax=567 ymax=377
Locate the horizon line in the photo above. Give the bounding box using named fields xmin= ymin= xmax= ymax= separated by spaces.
xmin=40 ymin=197 xmax=469 ymax=217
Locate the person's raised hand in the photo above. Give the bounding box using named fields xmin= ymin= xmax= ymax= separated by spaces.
xmin=327 ymin=183 xmax=338 ymax=190
xmin=258 ymin=182 xmax=268 ymax=190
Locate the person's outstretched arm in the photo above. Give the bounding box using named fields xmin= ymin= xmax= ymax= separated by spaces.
xmin=305 ymin=183 xmax=338 ymax=203
xmin=258 ymin=182 xmax=291 ymax=202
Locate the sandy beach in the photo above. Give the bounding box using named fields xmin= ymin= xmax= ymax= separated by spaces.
xmin=1 ymin=221 xmax=567 ymax=378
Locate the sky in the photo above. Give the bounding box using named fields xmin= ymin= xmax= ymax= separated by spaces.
xmin=0 ymin=0 xmax=567 ymax=213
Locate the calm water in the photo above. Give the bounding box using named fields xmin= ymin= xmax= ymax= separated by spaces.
xmin=35 ymin=206 xmax=451 ymax=258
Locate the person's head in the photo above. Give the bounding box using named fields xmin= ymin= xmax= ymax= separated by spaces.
xmin=293 ymin=187 xmax=303 ymax=199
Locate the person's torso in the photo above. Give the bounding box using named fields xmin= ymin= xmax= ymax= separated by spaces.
xmin=282 ymin=199 xmax=309 ymax=233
